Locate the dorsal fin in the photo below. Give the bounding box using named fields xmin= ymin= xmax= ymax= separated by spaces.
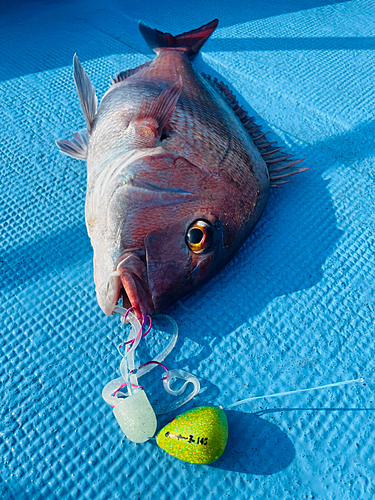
xmin=139 ymin=19 xmax=218 ymax=59
xmin=73 ymin=54 xmax=98 ymax=133
xmin=202 ymin=73 xmax=308 ymax=186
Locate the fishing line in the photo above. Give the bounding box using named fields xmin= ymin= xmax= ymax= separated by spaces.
xmin=102 ymin=308 xmax=366 ymax=465
xmin=225 ymin=378 xmax=364 ymax=409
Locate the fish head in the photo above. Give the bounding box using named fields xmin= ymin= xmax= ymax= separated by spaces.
xmin=57 ymin=54 xmax=270 ymax=319
xmin=88 ymin=148 xmax=264 ymax=317
xmin=143 ymin=212 xmax=225 ymax=314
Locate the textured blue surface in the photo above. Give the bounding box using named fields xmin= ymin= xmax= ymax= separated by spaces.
xmin=1 ymin=0 xmax=375 ymax=498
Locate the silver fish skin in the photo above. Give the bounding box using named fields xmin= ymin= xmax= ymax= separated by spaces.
xmin=56 ymin=19 xmax=276 ymax=318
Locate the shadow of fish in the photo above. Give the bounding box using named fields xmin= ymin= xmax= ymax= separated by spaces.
xmin=56 ymin=19 xmax=306 ymax=318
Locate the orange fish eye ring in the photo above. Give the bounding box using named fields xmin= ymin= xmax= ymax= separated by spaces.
xmin=186 ymin=220 xmax=212 ymax=253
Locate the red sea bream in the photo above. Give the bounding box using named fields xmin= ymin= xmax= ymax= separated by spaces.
xmin=56 ymin=19 xmax=305 ymax=317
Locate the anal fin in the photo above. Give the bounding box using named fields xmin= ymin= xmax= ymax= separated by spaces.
xmin=110 ymin=61 xmax=151 ymax=85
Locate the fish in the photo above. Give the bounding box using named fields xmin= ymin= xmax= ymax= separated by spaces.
xmin=56 ymin=19 xmax=306 ymax=318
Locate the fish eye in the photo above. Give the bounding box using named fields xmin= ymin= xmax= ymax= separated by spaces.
xmin=186 ymin=220 xmax=213 ymax=253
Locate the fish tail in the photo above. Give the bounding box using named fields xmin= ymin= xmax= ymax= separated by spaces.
xmin=138 ymin=19 xmax=218 ymax=58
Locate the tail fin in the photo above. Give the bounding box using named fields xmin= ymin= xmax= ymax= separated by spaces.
xmin=139 ymin=19 xmax=218 ymax=58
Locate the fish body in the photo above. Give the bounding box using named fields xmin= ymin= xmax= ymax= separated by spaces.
xmin=56 ymin=20 xmax=304 ymax=317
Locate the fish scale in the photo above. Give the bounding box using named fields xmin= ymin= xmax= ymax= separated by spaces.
xmin=123 ymin=50 xmax=264 ymax=180
xmin=56 ymin=19 xmax=306 ymax=318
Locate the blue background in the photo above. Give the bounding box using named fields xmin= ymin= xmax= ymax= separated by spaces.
xmin=1 ymin=0 xmax=375 ymax=498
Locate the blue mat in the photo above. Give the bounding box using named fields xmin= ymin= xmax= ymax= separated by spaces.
xmin=1 ymin=0 xmax=375 ymax=498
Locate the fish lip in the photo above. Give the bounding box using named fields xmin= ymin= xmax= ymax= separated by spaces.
xmin=114 ymin=253 xmax=155 ymax=317
xmin=96 ymin=271 xmax=122 ymax=316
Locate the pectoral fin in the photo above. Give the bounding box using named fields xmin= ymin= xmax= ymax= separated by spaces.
xmin=130 ymin=77 xmax=183 ymax=147
xmin=137 ymin=76 xmax=182 ymax=132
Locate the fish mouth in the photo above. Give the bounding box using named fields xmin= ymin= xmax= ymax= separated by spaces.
xmin=114 ymin=253 xmax=154 ymax=318
xmin=95 ymin=252 xmax=154 ymax=318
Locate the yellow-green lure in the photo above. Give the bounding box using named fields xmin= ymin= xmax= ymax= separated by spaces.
xmin=102 ymin=307 xmax=364 ymax=465
xmin=156 ymin=406 xmax=228 ymax=464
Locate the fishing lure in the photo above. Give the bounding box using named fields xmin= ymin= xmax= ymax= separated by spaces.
xmin=102 ymin=309 xmax=364 ymax=465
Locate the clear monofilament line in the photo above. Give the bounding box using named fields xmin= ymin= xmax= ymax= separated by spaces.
xmin=226 ymin=378 xmax=364 ymax=409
